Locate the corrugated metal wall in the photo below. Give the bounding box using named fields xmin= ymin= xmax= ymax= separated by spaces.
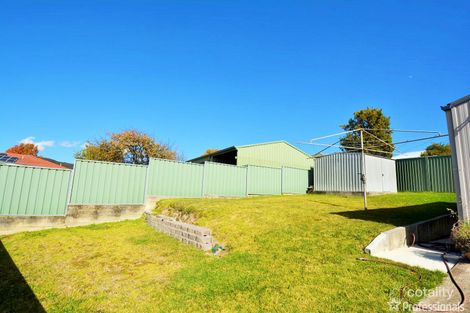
xmin=396 ymin=156 xmax=453 ymax=192
xmin=147 ymin=158 xmax=203 ymax=197
xmin=365 ymin=155 xmax=397 ymax=193
xmin=444 ymin=96 xmax=470 ymax=220
xmin=247 ymin=165 xmax=281 ymax=195
xmin=314 ymin=153 xmax=363 ymax=192
xmin=314 ymin=153 xmax=397 ymax=193
xmin=70 ymin=160 xmax=147 ymax=204
xmin=0 ymin=164 xmax=71 ymax=216
xmin=236 ymin=141 xmax=313 ymax=169
xmin=203 ymin=162 xmax=247 ymax=197
xmin=282 ymin=167 xmax=309 ymax=194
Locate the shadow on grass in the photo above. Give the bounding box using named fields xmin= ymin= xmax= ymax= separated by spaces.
xmin=0 ymin=240 xmax=45 ymax=313
xmin=331 ymin=202 xmax=456 ymax=227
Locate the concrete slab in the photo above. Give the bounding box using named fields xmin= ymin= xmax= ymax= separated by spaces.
xmin=374 ymin=246 xmax=461 ymax=272
xmin=414 ymin=261 xmax=470 ymax=312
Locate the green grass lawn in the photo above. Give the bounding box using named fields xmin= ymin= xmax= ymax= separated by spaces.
xmin=0 ymin=193 xmax=456 ymax=312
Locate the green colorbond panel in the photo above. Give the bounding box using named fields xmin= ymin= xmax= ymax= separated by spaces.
xmin=70 ymin=160 xmax=147 ymax=204
xmin=147 ymin=158 xmax=203 ymax=197
xmin=396 ymin=156 xmax=453 ymax=192
xmin=236 ymin=141 xmax=313 ymax=170
xmin=314 ymin=153 xmax=363 ymax=192
xmin=203 ymin=162 xmax=247 ymax=197
xmin=0 ymin=164 xmax=70 ymax=216
xmin=282 ymin=167 xmax=309 ymax=194
xmin=247 ymin=165 xmax=281 ymax=195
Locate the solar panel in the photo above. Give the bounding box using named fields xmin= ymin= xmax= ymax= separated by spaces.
xmin=0 ymin=153 xmax=18 ymax=163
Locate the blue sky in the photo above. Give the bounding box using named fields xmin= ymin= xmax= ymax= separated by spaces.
xmin=1 ymin=1 xmax=469 ymax=162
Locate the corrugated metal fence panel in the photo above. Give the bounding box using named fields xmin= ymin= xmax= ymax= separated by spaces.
xmin=314 ymin=153 xmax=363 ymax=192
xmin=70 ymin=160 xmax=147 ymax=204
xmin=282 ymin=167 xmax=309 ymax=194
xmin=203 ymin=162 xmax=247 ymax=197
xmin=396 ymin=158 xmax=427 ymax=191
xmin=428 ymin=156 xmax=454 ymax=192
xmin=396 ymin=156 xmax=453 ymax=192
xmin=247 ymin=165 xmax=281 ymax=195
xmin=147 ymin=158 xmax=203 ymax=197
xmin=0 ymin=164 xmax=70 ymax=216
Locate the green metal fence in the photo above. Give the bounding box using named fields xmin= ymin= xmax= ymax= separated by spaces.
xmin=247 ymin=165 xmax=281 ymax=195
xmin=396 ymin=156 xmax=454 ymax=192
xmin=70 ymin=160 xmax=147 ymax=204
xmin=1 ymin=158 xmax=311 ymax=216
xmin=282 ymin=167 xmax=309 ymax=194
xmin=0 ymin=163 xmax=71 ymax=216
xmin=147 ymin=158 xmax=203 ymax=197
xmin=203 ymin=162 xmax=247 ymax=197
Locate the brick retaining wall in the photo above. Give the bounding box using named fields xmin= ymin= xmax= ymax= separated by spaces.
xmin=144 ymin=213 xmax=213 ymax=251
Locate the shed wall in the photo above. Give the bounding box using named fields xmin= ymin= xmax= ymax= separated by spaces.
xmin=314 ymin=153 xmax=363 ymax=192
xmin=236 ymin=142 xmax=313 ymax=169
xmin=445 ymin=98 xmax=470 ymax=220
xmin=314 ymin=153 xmax=396 ymax=193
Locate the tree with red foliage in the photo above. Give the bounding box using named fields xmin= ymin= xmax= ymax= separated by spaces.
xmin=6 ymin=143 xmax=39 ymax=156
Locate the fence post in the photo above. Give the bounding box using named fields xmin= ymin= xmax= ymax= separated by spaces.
xmin=424 ymin=157 xmax=431 ymax=191
xmin=281 ymin=167 xmax=284 ymax=195
xmin=201 ymin=162 xmax=206 ymax=197
xmin=144 ymin=159 xmax=151 ymax=204
xmin=66 ymin=159 xmax=77 ymax=208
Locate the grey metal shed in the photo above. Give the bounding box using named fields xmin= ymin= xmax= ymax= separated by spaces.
xmin=314 ymin=152 xmax=397 ymax=193
xmin=442 ymin=95 xmax=470 ymax=221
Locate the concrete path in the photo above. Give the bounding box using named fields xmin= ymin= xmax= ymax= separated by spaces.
xmin=374 ymin=246 xmax=460 ymax=272
xmin=413 ymin=261 xmax=470 ymax=312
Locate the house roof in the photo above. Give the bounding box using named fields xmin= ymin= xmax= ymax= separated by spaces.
xmin=6 ymin=153 xmax=69 ymax=169
xmin=188 ymin=140 xmax=310 ymax=162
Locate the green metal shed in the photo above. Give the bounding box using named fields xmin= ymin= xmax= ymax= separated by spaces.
xmin=188 ymin=141 xmax=313 ymax=170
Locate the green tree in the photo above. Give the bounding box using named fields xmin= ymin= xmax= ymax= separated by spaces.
xmin=340 ymin=108 xmax=394 ymax=158
xmin=76 ymin=130 xmax=176 ymax=165
xmin=421 ymin=143 xmax=451 ymax=157
xmin=6 ymin=143 xmax=39 ymax=156
xmin=203 ymin=148 xmax=218 ymax=155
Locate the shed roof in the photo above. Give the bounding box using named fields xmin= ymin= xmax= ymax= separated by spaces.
xmin=235 ymin=140 xmax=311 ymax=157
xmin=188 ymin=140 xmax=311 ymax=162
xmin=441 ymin=94 xmax=470 ymax=111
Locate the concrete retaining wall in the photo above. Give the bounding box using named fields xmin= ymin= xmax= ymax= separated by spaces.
xmin=0 ymin=204 xmax=145 ymax=235
xmin=145 ymin=213 xmax=213 ymax=250
xmin=365 ymin=214 xmax=457 ymax=256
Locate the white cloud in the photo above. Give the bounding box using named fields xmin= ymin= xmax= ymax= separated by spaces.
xmin=20 ymin=136 xmax=54 ymax=151
xmin=59 ymin=141 xmax=81 ymax=148
xmin=392 ymin=151 xmax=424 ymax=160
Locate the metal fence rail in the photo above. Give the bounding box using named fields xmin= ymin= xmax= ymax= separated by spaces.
xmin=396 ymin=156 xmax=453 ymax=192
xmin=0 ymin=163 xmax=71 ymax=216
